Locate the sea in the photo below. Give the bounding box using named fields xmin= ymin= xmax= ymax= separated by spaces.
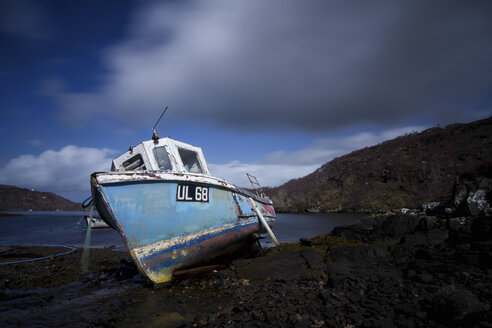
xmin=0 ymin=211 xmax=366 ymax=249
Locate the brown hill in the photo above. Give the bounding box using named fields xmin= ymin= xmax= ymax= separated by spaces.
xmin=0 ymin=185 xmax=82 ymax=211
xmin=266 ymin=116 xmax=492 ymax=212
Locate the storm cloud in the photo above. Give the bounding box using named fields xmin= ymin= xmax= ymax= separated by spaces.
xmin=52 ymin=0 xmax=492 ymax=132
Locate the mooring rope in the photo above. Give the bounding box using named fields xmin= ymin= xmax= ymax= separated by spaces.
xmin=80 ymin=205 xmax=93 ymax=273
xmin=0 ymin=244 xmax=77 ymax=265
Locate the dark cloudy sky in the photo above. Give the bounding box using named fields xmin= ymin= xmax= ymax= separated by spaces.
xmin=0 ymin=0 xmax=491 ymax=201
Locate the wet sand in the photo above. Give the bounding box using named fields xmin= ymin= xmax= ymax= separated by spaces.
xmin=1 ymin=214 xmax=492 ymax=327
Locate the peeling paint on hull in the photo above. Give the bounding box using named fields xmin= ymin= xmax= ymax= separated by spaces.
xmin=133 ymin=218 xmax=268 ymax=283
xmin=91 ymin=174 xmax=275 ymax=284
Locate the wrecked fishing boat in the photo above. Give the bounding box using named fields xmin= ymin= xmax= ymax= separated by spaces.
xmin=90 ymin=123 xmax=276 ymax=284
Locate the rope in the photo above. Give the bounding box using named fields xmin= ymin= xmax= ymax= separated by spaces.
xmin=82 ymin=196 xmax=94 ymax=208
xmin=0 ymin=244 xmax=77 ymax=265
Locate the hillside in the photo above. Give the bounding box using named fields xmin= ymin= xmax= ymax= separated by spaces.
xmin=0 ymin=185 xmax=82 ymax=211
xmin=266 ymin=116 xmax=492 ymax=212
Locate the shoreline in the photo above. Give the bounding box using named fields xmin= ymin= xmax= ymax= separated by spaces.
xmin=1 ymin=214 xmax=492 ymax=327
xmin=0 ymin=213 xmax=22 ymax=217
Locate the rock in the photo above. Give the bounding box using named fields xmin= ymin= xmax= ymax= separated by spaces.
xmin=395 ymin=208 xmax=419 ymax=216
xmin=400 ymin=232 xmax=429 ymax=246
xmin=430 ymin=285 xmax=490 ymax=322
xmin=331 ymin=224 xmax=368 ymax=242
xmin=328 ymin=245 xmax=388 ymax=263
xmin=454 ymin=183 xmax=468 ymax=208
xmin=325 ymin=262 xmax=353 ymax=288
xmin=388 ymin=245 xmax=414 ymax=263
xmin=445 ymin=207 xmax=456 ymax=214
xmin=148 ymin=312 xmax=186 ymax=328
xmin=299 ymin=238 xmax=312 ymax=247
xmin=426 ymin=230 xmax=449 ymax=244
xmin=471 ymin=216 xmax=492 ymax=241
xmin=394 ymin=317 xmax=415 ymax=328
xmin=330 ymin=217 xmax=387 ymax=243
xmin=234 ymin=250 xmax=309 ymax=281
xmin=405 ymin=269 xmax=416 ymax=279
xmin=448 ymin=217 xmax=473 ymax=232
xmin=427 ymin=229 xmax=449 ymax=245
xmin=415 ymin=273 xmax=433 ymax=284
xmin=382 ymin=216 xmax=421 ymax=237
xmin=325 ymin=262 xmax=352 ymax=277
xmin=398 ymin=208 xmax=410 ymax=214
xmin=400 ymin=228 xmax=448 ymax=246
xmin=299 ymin=248 xmax=324 ymax=271
xmin=467 ymin=190 xmax=492 ymax=216
xmin=422 ymin=202 xmax=440 ymax=213
xmin=455 ymin=249 xmax=481 ymax=266
xmin=414 ymin=248 xmax=432 ymax=260
xmin=193 ymin=313 xmax=209 ymax=327
xmin=113 ymin=260 xmax=139 ymax=280
xmin=417 ymin=217 xmax=436 ymax=232
xmin=448 ymin=217 xmax=475 ymax=242
xmin=476 ymin=243 xmax=492 ymax=268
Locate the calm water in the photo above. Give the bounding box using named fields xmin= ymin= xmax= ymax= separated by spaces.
xmin=0 ymin=211 xmax=365 ymax=249
xmin=271 ymin=213 xmax=364 ymax=243
xmin=0 ymin=211 xmax=125 ymax=249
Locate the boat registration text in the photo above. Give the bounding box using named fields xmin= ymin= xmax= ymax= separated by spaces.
xmin=176 ymin=184 xmax=209 ymax=202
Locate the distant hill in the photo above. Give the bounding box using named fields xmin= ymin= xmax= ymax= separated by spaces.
xmin=266 ymin=116 xmax=492 ymax=212
xmin=0 ymin=185 xmax=82 ymax=211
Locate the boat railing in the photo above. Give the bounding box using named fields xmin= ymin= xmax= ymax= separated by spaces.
xmin=246 ymin=173 xmax=267 ymax=198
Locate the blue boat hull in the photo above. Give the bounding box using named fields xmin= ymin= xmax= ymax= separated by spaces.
xmin=92 ymin=177 xmax=275 ymax=283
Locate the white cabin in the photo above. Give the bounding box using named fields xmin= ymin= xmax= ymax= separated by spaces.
xmin=111 ymin=138 xmax=210 ymax=175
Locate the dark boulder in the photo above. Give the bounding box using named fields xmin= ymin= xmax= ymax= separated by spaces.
xmin=233 ymin=250 xmax=309 ymax=282
xmin=382 ymin=216 xmax=421 ymax=237
xmin=400 ymin=230 xmax=448 ymax=246
xmin=430 ymin=285 xmax=490 ymax=323
xmin=328 ymin=245 xmax=388 ymax=264
xmin=299 ymin=238 xmax=312 ymax=247
xmin=471 ymin=216 xmax=492 ymax=241
xmin=299 ymin=248 xmax=324 ymax=271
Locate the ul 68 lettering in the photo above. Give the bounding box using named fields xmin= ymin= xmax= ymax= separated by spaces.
xmin=176 ymin=184 xmax=209 ymax=202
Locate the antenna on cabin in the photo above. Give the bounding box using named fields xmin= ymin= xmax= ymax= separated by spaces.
xmin=152 ymin=106 xmax=168 ymax=140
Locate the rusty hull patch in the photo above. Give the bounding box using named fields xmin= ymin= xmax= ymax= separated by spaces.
xmin=131 ymin=218 xmax=271 ymax=284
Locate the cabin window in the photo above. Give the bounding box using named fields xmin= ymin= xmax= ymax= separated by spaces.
xmin=122 ymin=154 xmax=146 ymax=171
xmin=153 ymin=146 xmax=173 ymax=171
xmin=178 ymin=148 xmax=203 ymax=173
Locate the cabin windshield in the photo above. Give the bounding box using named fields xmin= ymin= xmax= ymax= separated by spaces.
xmin=178 ymin=148 xmax=203 ymax=173
xmin=153 ymin=146 xmax=173 ymax=171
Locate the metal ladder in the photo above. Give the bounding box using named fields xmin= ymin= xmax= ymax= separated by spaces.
xmin=246 ymin=173 xmax=266 ymax=198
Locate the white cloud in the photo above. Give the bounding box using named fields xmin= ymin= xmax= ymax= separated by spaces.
xmin=0 ymin=146 xmax=115 ymax=201
xmin=210 ymin=126 xmax=425 ymax=187
xmin=209 ymin=161 xmax=320 ymax=189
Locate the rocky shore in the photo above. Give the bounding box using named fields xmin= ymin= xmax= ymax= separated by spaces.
xmin=1 ymin=213 xmax=492 ymax=327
